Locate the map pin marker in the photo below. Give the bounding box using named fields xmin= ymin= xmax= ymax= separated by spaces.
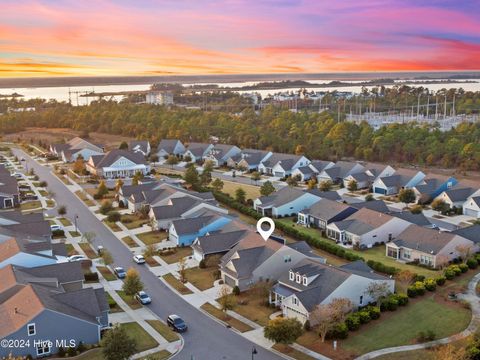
xmin=257 ymin=217 xmax=275 ymax=241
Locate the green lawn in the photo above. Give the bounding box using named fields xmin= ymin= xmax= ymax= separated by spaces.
xmin=162 ymin=274 xmax=193 ymax=295
xmin=20 ymin=200 xmax=42 ymax=210
xmin=122 ymin=236 xmax=138 ymax=247
xmin=375 ymin=350 xmax=435 ymax=360
xmin=272 ymin=344 xmax=318 ymax=360
xmin=220 ymin=180 xmax=260 ymax=200
xmin=138 ymin=350 xmax=171 ymax=360
xmin=104 ymin=221 xmax=122 ymax=232
xmin=158 ymin=247 xmax=192 ymax=264
xmin=69 ymin=230 xmax=81 ymax=237
xmin=75 ymin=348 xmax=103 ymax=360
xmin=97 ymin=266 xmax=116 ymax=281
xmin=38 ymin=189 xmax=48 ymax=196
xmin=137 ymin=231 xmax=168 ymax=245
xmin=201 ymin=303 xmax=254 ymax=333
xmin=184 ymin=266 xmax=216 ymax=290
xmin=46 ymin=199 xmax=55 ymax=208
xmin=59 ymin=217 xmax=72 ymax=226
xmin=105 ymin=292 xmax=123 ymax=313
xmin=121 ymin=214 xmax=149 ymax=230
xmin=79 ymin=242 xmax=98 ymax=259
xmin=341 ymin=297 xmax=471 ymax=355
xmin=233 ymin=289 xmax=276 ymax=327
xmin=146 ymin=256 xmax=161 ymax=267
xmin=65 ymin=243 xmax=78 ymax=256
xmin=119 ymin=322 xmax=158 ymax=352
xmin=146 ymin=320 xmax=179 ymax=342
xmin=116 ymin=290 xmax=143 ymax=310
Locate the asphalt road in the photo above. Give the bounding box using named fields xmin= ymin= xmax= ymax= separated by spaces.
xmin=14 ymin=148 xmax=283 ymax=360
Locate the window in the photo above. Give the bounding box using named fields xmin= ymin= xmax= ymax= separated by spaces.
xmin=292 ymin=297 xmax=298 ymax=305
xmin=37 ymin=344 xmax=51 ymax=356
xmin=403 ymin=249 xmax=411 ymax=260
xmin=27 ymin=323 xmax=36 ymax=336
xmin=289 ymin=271 xmax=294 ymax=281
xmin=359 ymin=296 xmax=363 ymax=305
xmin=296 ymin=274 xmax=301 ymax=283
xmin=284 ymin=255 xmax=291 ymax=263
xmin=388 ymin=233 xmax=393 ymax=241
xmin=302 ymin=276 xmax=307 ymax=286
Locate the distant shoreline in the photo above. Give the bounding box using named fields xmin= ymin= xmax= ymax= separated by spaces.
xmin=0 ymin=71 xmax=480 ymax=89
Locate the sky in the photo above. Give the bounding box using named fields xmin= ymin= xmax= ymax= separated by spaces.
xmin=0 ymin=0 xmax=479 ymax=77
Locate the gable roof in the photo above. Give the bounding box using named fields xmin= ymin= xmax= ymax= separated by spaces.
xmin=193 ymin=229 xmax=250 ymax=256
xmin=378 ymin=168 xmax=422 ymax=188
xmin=442 ymin=186 xmax=476 ymax=202
xmin=129 ymin=140 xmax=150 ymax=153
xmin=150 ymin=197 xmax=201 ymax=220
xmin=186 ymin=142 xmax=212 ymax=157
xmin=171 ymin=210 xmax=226 ymax=235
xmin=305 ymin=189 xmax=342 ymax=201
xmin=94 ymin=149 xmax=148 ymax=168
xmin=452 ymin=225 xmax=480 ymax=244
xmin=237 ymin=149 xmax=270 ymax=166
xmin=351 ymin=200 xmax=390 ymax=214
xmin=322 ymin=161 xmax=363 ymax=179
xmin=207 ymin=144 xmax=239 ymax=161
xmin=309 ymin=160 xmax=333 ymax=173
xmin=0 ymin=165 xmax=19 ymax=196
xmin=393 ymin=225 xmax=458 ymax=254
xmin=300 ymin=198 xmax=353 ymax=220
xmin=261 ymin=153 xmax=303 ymax=168
xmin=158 ymin=139 xmax=183 ymax=153
xmin=392 ymin=211 xmax=432 ymax=227
xmin=256 ymin=187 xmax=308 ymax=208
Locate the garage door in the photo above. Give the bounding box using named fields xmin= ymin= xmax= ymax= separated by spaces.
xmin=224 ymin=274 xmax=236 ymax=287
xmin=374 ymin=187 xmax=387 ymax=195
xmin=464 ymin=208 xmax=480 ymax=218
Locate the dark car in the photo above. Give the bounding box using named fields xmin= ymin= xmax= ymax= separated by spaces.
xmin=167 ymin=314 xmax=187 ymax=332
xmin=113 ymin=267 xmax=126 ymax=279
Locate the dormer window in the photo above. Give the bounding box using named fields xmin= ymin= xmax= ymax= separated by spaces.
xmin=302 ymin=276 xmax=307 ymax=286
xmin=28 ymin=323 xmax=36 ymax=336
xmin=289 ymin=271 xmax=294 ymax=281
xmin=296 ymin=274 xmax=301 ymax=283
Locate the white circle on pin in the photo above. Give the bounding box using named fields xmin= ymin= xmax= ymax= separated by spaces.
xmin=257 ymin=217 xmax=275 ymax=241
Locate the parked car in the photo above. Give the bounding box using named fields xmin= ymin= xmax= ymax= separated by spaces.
xmin=12 ymin=173 xmax=23 ymax=179
xmin=113 ymin=267 xmax=127 ymax=279
xmin=68 ymin=255 xmax=87 ymax=262
xmin=167 ymin=314 xmax=187 ymax=332
xmin=135 ymin=291 xmax=152 ymax=305
xmin=50 ymin=224 xmax=63 ymax=232
xmin=133 ymin=254 xmax=146 ymax=264
xmin=97 ymin=245 xmax=104 ymax=255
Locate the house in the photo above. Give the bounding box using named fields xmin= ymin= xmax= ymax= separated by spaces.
xmin=269 ymin=259 xmax=394 ymax=324
xmin=129 ymin=140 xmax=151 ymax=157
xmin=413 ymin=176 xmax=457 ymax=204
xmin=149 ymin=197 xmax=226 ymax=230
xmin=463 ymin=196 xmax=480 ymax=218
xmin=351 ymin=200 xmax=391 ymax=214
xmin=156 ymin=139 xmax=186 ymax=159
xmin=305 ymin=189 xmax=342 ymax=202
xmin=0 ymin=164 xmax=20 ymax=208
xmin=309 ymin=160 xmax=335 ymax=174
xmin=258 ymin=153 xmax=310 ymax=178
xmin=86 ymin=149 xmax=150 ymax=178
xmin=220 ymin=236 xmax=325 ymax=291
xmin=326 ymin=208 xmax=412 ymax=248
xmin=343 ymin=164 xmax=395 ymax=189
xmin=0 ymin=264 xmax=108 ymax=358
xmin=435 ymin=185 xmax=477 ymax=209
xmin=452 ymin=225 xmax=480 ymax=245
xmin=204 ymin=144 xmax=241 ymax=167
xmin=50 ymin=137 xmax=104 ymax=163
xmin=227 ymin=149 xmax=272 ymax=171
xmin=391 ymin=211 xmax=433 ymax=228
xmin=183 ymin=142 xmax=214 ymax=163
xmin=298 ymin=199 xmax=357 ymax=229
xmin=0 ymin=236 xmax=65 ymax=268
xmin=317 ymin=161 xmax=365 ymax=184
xmin=253 ymin=187 xmax=322 ymax=218
xmin=386 ymin=225 xmax=476 ymax=268
xmin=372 ymin=168 xmax=426 ymax=195
xmin=168 ymin=209 xmax=232 ymax=246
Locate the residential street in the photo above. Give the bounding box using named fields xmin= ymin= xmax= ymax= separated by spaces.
xmin=14 ymin=148 xmax=284 ymax=360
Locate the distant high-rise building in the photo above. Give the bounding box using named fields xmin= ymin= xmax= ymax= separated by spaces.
xmin=146 ymin=91 xmax=174 ymax=105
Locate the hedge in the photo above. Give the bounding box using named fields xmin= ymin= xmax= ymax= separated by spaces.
xmin=467 ymin=258 xmax=478 ymax=269
xmin=345 ymin=314 xmax=361 ymax=331
xmin=326 ymin=322 xmax=349 ymax=340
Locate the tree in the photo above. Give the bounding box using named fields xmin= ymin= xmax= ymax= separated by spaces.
xmin=166 ymin=154 xmax=179 ymax=169
xmin=260 ymin=181 xmax=275 ymax=196
xmin=96 ymin=180 xmax=108 ymax=198
xmin=132 ymin=171 xmax=144 ymax=186
xmin=319 ymin=180 xmax=333 ymax=192
xmin=365 ymin=194 xmax=374 ymax=201
xmin=101 ymin=325 xmax=137 ymax=360
xmin=115 ymin=178 xmax=124 ymax=193
xmin=310 ymin=298 xmax=353 ymax=342
xmin=211 ymin=178 xmax=224 ymax=192
xmin=101 ymin=249 xmax=114 ymax=266
xmin=184 ymin=165 xmax=199 ymax=187
xmin=57 ymin=205 xmax=67 ymax=216
xmin=251 ymin=171 xmax=261 ymax=185
xmin=178 ymin=257 xmax=187 ymax=283
xmin=217 ymin=285 xmax=236 ymax=312
xmin=307 ymin=178 xmax=317 ymax=189
xmin=143 ymin=244 xmax=157 ymax=259
xmin=395 ymin=270 xmax=416 ymax=293
xmin=264 ymin=317 xmax=303 ymax=345
xmin=295 ymin=144 xmax=306 ymax=155
xmin=99 ymin=200 xmax=113 ymax=215
xmin=235 ymin=188 xmax=246 ymax=203
xmin=81 ymin=231 xmax=96 ymax=244
xmin=366 ymin=282 xmax=392 ymax=305
xmin=398 ymin=188 xmax=416 ymax=207
xmin=286 ymin=176 xmax=298 ymax=187
xmin=122 ymin=268 xmax=143 ymax=296
xmin=200 ymin=160 xmax=214 ymax=185
xmin=184 ymin=154 xmax=192 ymax=163
xmin=73 ymin=157 xmax=86 ymax=175
xmin=434 ymin=344 xmax=467 ymax=360
xmin=119 ymin=141 xmax=128 ymax=150
xmin=347 ymin=179 xmax=358 ymax=192
xmin=456 ymin=244 xmax=473 ymax=263
xmin=149 ymin=153 xmax=159 ymax=164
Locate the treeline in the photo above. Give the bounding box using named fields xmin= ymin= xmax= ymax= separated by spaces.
xmin=1 ymin=97 xmax=480 ymax=169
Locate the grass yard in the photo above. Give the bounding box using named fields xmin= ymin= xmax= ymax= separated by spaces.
xmin=69 ymin=230 xmax=81 ymax=237
xmin=119 ymin=322 xmax=158 ymax=352
xmin=272 ymin=344 xmax=318 ymax=360
xmin=201 ymin=303 xmax=254 ymax=333
xmin=65 ymin=243 xmax=78 ymax=256
xmin=105 ymin=292 xmax=123 ymax=313
xmin=146 ymin=320 xmax=179 ymax=342
xmin=220 ymin=179 xmax=261 ymax=200
xmin=122 ymin=235 xmax=138 ymax=247
xmin=75 ymin=348 xmax=104 ymax=360
xmin=59 ymin=217 xmax=72 ymax=226
xmin=121 ymin=213 xmax=149 ymax=230
xmin=184 ymin=266 xmax=216 ymax=291
xmin=38 ymin=189 xmax=48 ymax=196
xmin=75 ymin=190 xmax=96 ymax=206
xmin=162 ymin=273 xmax=193 ymax=295
xmin=146 ymin=257 xmax=161 ymax=267
xmin=375 ymin=350 xmax=434 ymax=360
xmin=20 ymin=200 xmax=42 ymax=210
xmin=97 ymin=266 xmax=116 ymax=281
xmin=233 ymin=289 xmax=276 ymax=327
xmin=137 ymin=231 xmax=168 ymax=245
xmin=104 ymin=220 xmax=122 ymax=232
xmin=341 ymin=297 xmax=471 ymax=355
xmin=138 ymin=350 xmax=171 ymax=360
xmin=158 ymin=246 xmax=192 ymax=264
xmin=45 ymin=199 xmax=55 ymax=208
xmin=79 ymin=242 xmax=98 ymax=259
xmin=116 ymin=290 xmax=143 ymax=310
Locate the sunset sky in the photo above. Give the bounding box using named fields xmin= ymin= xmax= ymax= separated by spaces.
xmin=1 ymin=0 xmax=479 ymax=77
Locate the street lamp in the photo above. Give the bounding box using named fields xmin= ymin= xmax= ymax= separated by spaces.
xmin=74 ymin=214 xmax=79 ymax=233
xmin=21 ymin=158 xmax=28 ymax=173
xmin=251 ymin=346 xmax=257 ymax=360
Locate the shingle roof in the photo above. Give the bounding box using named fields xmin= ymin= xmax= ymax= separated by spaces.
xmin=393 ymin=225 xmax=457 ymax=254
xmin=171 ymin=211 xmax=224 ymax=235
xmin=129 ymin=140 xmax=150 ymax=154
xmin=238 ymin=149 xmax=270 ymax=166
xmin=158 ymin=139 xmax=182 ymax=153
xmin=452 ymin=225 xmax=480 ymax=244
xmin=305 ymin=189 xmax=342 ymax=201
xmin=150 ymin=197 xmax=200 ymax=220
xmin=18 ymin=262 xmax=83 ymax=284
xmin=0 ymin=165 xmax=19 ymax=196
xmin=257 ymin=187 xmax=307 ymax=208
xmin=351 ymin=200 xmax=390 ymax=213
xmin=261 ymin=153 xmax=302 ymax=168
xmin=443 ymin=187 xmax=476 ymax=202
xmin=393 ymin=211 xmax=432 ymax=227
xmin=193 ymin=229 xmax=249 ymax=256
xmin=300 ymin=198 xmax=353 ymax=221
xmin=309 ymin=161 xmax=333 ymax=173
xmin=94 ymin=149 xmax=147 ymax=168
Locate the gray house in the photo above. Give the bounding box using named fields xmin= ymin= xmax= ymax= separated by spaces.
xmin=0 ymin=164 xmax=20 ymax=209
xmin=129 ymin=140 xmax=151 ymax=156
xmin=157 ymin=139 xmax=185 ymax=159
xmin=298 ymin=198 xmax=358 ymax=229
xmin=0 ymin=264 xmax=109 ymax=358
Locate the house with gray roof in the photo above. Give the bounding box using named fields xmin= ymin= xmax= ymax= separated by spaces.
xmin=298 ymin=198 xmax=357 ymax=230
xmin=269 ymin=258 xmax=394 ymax=324
xmin=351 ymin=199 xmax=390 ymax=214
xmin=204 ymin=144 xmax=241 ymax=167
xmin=258 ymin=153 xmax=310 ymax=178
xmin=392 ymin=211 xmax=433 ymax=228
xmin=253 ymin=187 xmax=322 ymax=218
xmin=157 ymin=139 xmax=185 ymax=158
xmin=305 ymin=189 xmax=342 ymax=202
xmin=0 ymin=164 xmax=20 ymax=209
xmin=434 ymin=185 xmax=478 ymax=209
xmin=386 ymin=224 xmax=476 ymax=268
xmin=452 ymin=225 xmax=480 ymax=245
xmin=317 ymin=161 xmax=365 ymax=184
xmin=413 ymin=176 xmax=457 ymax=204
xmin=343 ymin=164 xmax=395 ymax=190
xmin=129 ymin=140 xmax=151 ymax=156
xmin=463 ymin=195 xmax=480 ymax=218
xmin=372 ymin=168 xmax=425 ymax=195
xmin=86 ymin=149 xmax=150 ymax=179
xmin=227 ymin=149 xmax=272 ymax=171
xmin=0 ymin=264 xmax=108 ymax=358
xmin=50 ymin=137 xmax=104 ymax=163
xmin=183 ymin=142 xmax=214 ymax=163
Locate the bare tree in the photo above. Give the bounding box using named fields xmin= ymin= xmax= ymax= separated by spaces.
xmin=434 ymin=344 xmax=467 ymax=360
xmin=82 ymin=231 xmax=96 ymax=244
xmin=217 ymin=285 xmax=236 ymax=313
xmin=455 ymin=244 xmax=473 ymax=263
xmin=395 ymin=270 xmax=416 ymax=293
xmin=366 ymin=282 xmax=392 ymax=306
xmin=178 ymin=257 xmax=188 ymax=283
xmin=310 ymin=298 xmax=353 ymax=342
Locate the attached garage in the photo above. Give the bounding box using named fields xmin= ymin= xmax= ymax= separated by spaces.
xmin=464 ymin=208 xmax=480 ymax=218
xmin=374 ymin=187 xmax=387 ymax=195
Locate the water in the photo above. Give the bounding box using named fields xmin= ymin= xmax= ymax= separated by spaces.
xmin=1 ymin=79 xmax=479 ymax=105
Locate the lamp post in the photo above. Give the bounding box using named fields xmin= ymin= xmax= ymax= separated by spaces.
xmin=251 ymin=346 xmax=257 ymax=360
xmin=21 ymin=158 xmax=27 ymax=173
xmin=74 ymin=214 xmax=79 ymax=233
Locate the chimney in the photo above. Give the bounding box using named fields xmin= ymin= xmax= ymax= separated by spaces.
xmin=14 ymin=307 xmax=18 ymax=314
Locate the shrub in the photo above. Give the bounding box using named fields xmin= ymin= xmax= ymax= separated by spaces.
xmin=232 ymin=286 xmax=240 ymax=296
xmin=52 ymin=229 xmax=65 ymax=237
xmin=99 ymin=200 xmax=113 ymax=215
xmin=366 ymin=306 xmax=381 ymax=320
xmin=107 ymin=211 xmax=121 ymax=223
xmin=358 ymin=311 xmax=371 ymax=324
xmin=414 ymin=274 xmax=426 ymax=282
xmin=381 ymin=296 xmax=398 ymax=311
xmin=66 ymin=346 xmax=77 ymax=357
xmin=326 ymin=322 xmax=349 ymax=340
xmin=435 ymin=276 xmax=446 ymax=286
xmin=416 ymin=330 xmax=436 ymax=343
xmin=444 ymin=269 xmax=456 ymax=280
xmin=57 ymin=347 xmax=66 ymax=357
xmin=459 ymin=263 xmax=469 ymax=273
xmin=413 ymin=281 xmax=426 ymax=296
xmin=39 ymin=181 xmax=47 ymax=187
xmin=467 ymin=258 xmax=478 ymax=269
xmin=366 ymin=260 xmax=399 ymax=275
xmin=345 ymin=314 xmax=361 ymax=331
xmin=424 ymin=278 xmax=437 ymax=291
xmin=304 ymin=320 xmax=311 ymax=331
xmin=447 ymin=264 xmax=462 ymax=276
xmin=199 ymin=259 xmax=206 ymax=269
xmin=394 ymin=293 xmax=409 ymax=306
xmin=84 ymin=271 xmax=99 ymax=282
xmin=76 ymin=341 xmax=86 ymax=353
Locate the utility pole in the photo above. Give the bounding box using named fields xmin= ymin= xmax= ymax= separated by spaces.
xmin=444 ymin=95 xmax=447 ymax=119
xmin=426 ymin=95 xmax=430 ymax=118
xmin=435 ymin=96 xmax=438 ymax=121
xmin=416 ymin=93 xmax=420 ymax=120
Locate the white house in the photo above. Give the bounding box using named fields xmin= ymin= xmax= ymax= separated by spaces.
xmin=372 ymin=169 xmax=425 ymax=195
xmin=86 ymin=150 xmax=150 ymax=178
xmin=50 ymin=137 xmax=104 ymax=163
xmin=258 ymin=153 xmax=310 ymax=178
xmin=228 ymin=150 xmax=272 ymax=171
xmin=156 ymin=139 xmax=186 ymax=159
xmin=204 ymin=144 xmax=241 ymax=167
xmin=463 ymin=194 xmax=480 ymax=218
xmin=183 ymin=142 xmax=214 ymax=163
xmin=317 ymin=161 xmax=365 ymax=184
xmin=434 ymin=186 xmax=477 ymax=209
